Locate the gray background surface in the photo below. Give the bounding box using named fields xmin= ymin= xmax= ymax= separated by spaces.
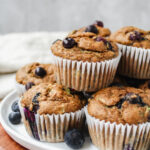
xmin=0 ymin=0 xmax=150 ymax=34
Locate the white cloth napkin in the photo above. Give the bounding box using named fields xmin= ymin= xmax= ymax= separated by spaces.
xmin=0 ymin=32 xmax=67 ymax=100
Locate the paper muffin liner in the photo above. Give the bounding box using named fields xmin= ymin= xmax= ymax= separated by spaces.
xmin=15 ymin=81 xmax=26 ymax=96
xmin=117 ymin=44 xmax=150 ymax=79
xmin=52 ymin=51 xmax=121 ymax=92
xmin=19 ymin=101 xmax=85 ymax=142
xmin=84 ymin=107 xmax=150 ymax=150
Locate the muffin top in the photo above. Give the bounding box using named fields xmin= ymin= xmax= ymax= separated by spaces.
xmin=109 ymin=26 xmax=150 ymax=49
xmin=139 ymin=80 xmax=150 ymax=90
xmin=51 ymin=21 xmax=119 ymax=62
xmin=16 ymin=63 xmax=56 ymax=86
xmin=21 ymin=83 xmax=85 ymax=115
xmin=88 ymin=86 xmax=150 ymax=125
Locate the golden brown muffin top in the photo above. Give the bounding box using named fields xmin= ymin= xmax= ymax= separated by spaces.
xmin=88 ymin=86 xmax=150 ymax=125
xmin=21 ymin=83 xmax=85 ymax=115
xmin=16 ymin=62 xmax=56 ymax=85
xmin=139 ymin=80 xmax=150 ymax=90
xmin=109 ymin=26 xmax=150 ymax=49
xmin=51 ymin=21 xmax=119 ymax=62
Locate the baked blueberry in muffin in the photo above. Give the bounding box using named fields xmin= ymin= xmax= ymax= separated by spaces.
xmin=20 ymin=83 xmax=85 ymax=142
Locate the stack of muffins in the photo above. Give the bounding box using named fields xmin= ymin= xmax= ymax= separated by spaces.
xmin=15 ymin=21 xmax=150 ymax=150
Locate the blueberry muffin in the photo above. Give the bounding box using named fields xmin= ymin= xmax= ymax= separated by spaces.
xmin=110 ymin=26 xmax=150 ymax=79
xmin=85 ymin=86 xmax=150 ymax=150
xmin=51 ymin=22 xmax=121 ymax=92
xmin=110 ymin=26 xmax=150 ymax=49
xmin=16 ymin=62 xmax=56 ymax=95
xmin=19 ymin=83 xmax=85 ymax=142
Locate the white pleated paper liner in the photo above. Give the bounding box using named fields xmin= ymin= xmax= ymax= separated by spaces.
xmin=19 ymin=101 xmax=85 ymax=143
xmin=15 ymin=81 xmax=26 ymax=96
xmin=52 ymin=51 xmax=121 ymax=92
xmin=84 ymin=107 xmax=150 ymax=150
xmin=117 ymin=44 xmax=150 ymax=79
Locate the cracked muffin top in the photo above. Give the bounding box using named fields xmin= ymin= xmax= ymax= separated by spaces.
xmin=88 ymin=86 xmax=150 ymax=125
xmin=109 ymin=26 xmax=150 ymax=49
xmin=139 ymin=80 xmax=150 ymax=90
xmin=16 ymin=63 xmax=56 ymax=87
xmin=21 ymin=83 xmax=85 ymax=115
xmin=51 ymin=21 xmax=119 ymax=62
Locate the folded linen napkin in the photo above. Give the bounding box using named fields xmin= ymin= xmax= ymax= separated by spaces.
xmin=0 ymin=32 xmax=67 ymax=100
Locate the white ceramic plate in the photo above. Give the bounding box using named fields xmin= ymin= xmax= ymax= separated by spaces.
xmin=0 ymin=90 xmax=97 ymax=150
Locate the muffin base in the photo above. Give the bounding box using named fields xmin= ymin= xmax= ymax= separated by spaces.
xmin=84 ymin=107 xmax=150 ymax=150
xmin=52 ymin=51 xmax=121 ymax=92
xmin=19 ymin=101 xmax=85 ymax=142
xmin=117 ymin=44 xmax=150 ymax=79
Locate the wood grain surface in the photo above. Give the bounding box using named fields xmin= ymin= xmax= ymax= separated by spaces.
xmin=0 ymin=123 xmax=26 ymax=150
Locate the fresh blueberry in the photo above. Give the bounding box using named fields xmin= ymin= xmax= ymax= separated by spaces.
xmin=148 ymin=81 xmax=150 ymax=89
xmin=9 ymin=112 xmax=21 ymax=125
xmin=85 ymin=25 xmax=98 ymax=34
xmin=64 ymin=129 xmax=85 ymax=149
xmin=35 ymin=67 xmax=46 ymax=78
xmin=95 ymin=36 xmax=107 ymax=43
xmin=11 ymin=100 xmax=20 ymax=112
xmin=94 ymin=20 xmax=104 ymax=27
xmin=25 ymin=82 xmax=35 ymax=90
xmin=63 ymin=37 xmax=76 ymax=49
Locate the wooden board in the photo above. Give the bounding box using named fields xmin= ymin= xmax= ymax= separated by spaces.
xmin=0 ymin=123 xmax=26 ymax=150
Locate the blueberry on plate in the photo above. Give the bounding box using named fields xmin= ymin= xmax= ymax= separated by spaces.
xmin=11 ymin=100 xmax=20 ymax=112
xmin=64 ymin=129 xmax=85 ymax=149
xmin=35 ymin=67 xmax=47 ymax=78
xmin=9 ymin=112 xmax=21 ymax=125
